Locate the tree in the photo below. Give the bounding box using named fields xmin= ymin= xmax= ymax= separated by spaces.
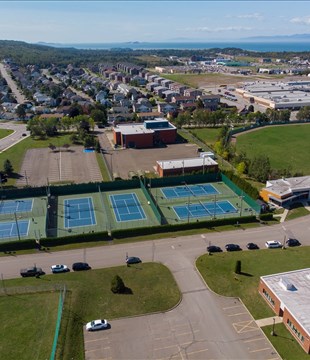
xmin=111 ymin=275 xmax=126 ymax=294
xmin=16 ymin=105 xmax=26 ymax=120
xmin=3 ymin=159 xmax=13 ymax=176
xmin=235 ymin=260 xmax=241 ymax=274
xmin=248 ymin=155 xmax=271 ymax=182
xmin=236 ymin=161 xmax=247 ymax=175
xmin=90 ymin=109 xmax=107 ymax=126
xmin=296 ymin=106 xmax=310 ymax=121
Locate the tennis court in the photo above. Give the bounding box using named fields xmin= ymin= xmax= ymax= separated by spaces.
xmin=64 ymin=197 xmax=96 ymax=228
xmin=0 ymin=220 xmax=30 ymax=239
xmin=173 ymin=200 xmax=238 ymax=220
xmin=110 ymin=193 xmax=146 ymax=222
xmin=161 ymin=184 xmax=219 ymax=199
xmin=0 ymin=199 xmax=33 ymax=215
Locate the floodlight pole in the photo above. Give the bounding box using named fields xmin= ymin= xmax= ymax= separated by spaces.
xmin=271 ymin=317 xmax=276 ymax=336
xmin=239 ymin=191 xmax=244 ymax=217
xmin=14 ymin=212 xmax=21 ymax=241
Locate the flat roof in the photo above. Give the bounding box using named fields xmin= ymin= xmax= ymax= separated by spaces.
xmin=114 ymin=124 xmax=153 ymax=135
xmin=264 ymin=176 xmax=310 ymax=197
xmin=261 ymin=268 xmax=310 ymax=336
xmin=157 ymin=157 xmax=217 ymax=170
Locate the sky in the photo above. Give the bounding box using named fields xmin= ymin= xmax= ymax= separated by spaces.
xmin=2 ymin=1 xmax=310 ymax=43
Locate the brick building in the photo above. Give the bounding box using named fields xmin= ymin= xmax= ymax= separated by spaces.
xmin=113 ymin=118 xmax=177 ymax=149
xmin=259 ymin=269 xmax=310 ymax=353
xmin=156 ymin=157 xmax=218 ymax=177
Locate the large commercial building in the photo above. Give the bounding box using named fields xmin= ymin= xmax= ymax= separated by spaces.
xmin=260 ymin=176 xmax=310 ymax=207
xmin=113 ymin=118 xmax=177 ymax=148
xmin=236 ymin=80 xmax=310 ymax=110
xmin=156 ymin=157 xmax=218 ymax=177
xmin=259 ymin=269 xmax=310 ymax=353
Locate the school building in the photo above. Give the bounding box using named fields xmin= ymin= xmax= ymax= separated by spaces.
xmin=113 ymin=118 xmax=177 ymax=148
xmin=259 ymin=176 xmax=310 ymax=207
xmin=259 ymin=269 xmax=310 ymax=354
xmin=156 ymin=157 xmax=218 ymax=177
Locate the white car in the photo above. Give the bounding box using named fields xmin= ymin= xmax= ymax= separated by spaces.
xmin=51 ymin=264 xmax=70 ymax=273
xmin=265 ymin=240 xmax=282 ymax=249
xmin=86 ymin=319 xmax=108 ymax=331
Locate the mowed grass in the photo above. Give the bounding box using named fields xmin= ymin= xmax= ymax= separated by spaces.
xmin=236 ymin=124 xmax=310 ymax=174
xmin=196 ymin=247 xmax=310 ymax=360
xmin=3 ymin=263 xmax=180 ymax=360
xmin=0 ymin=291 xmax=59 ymax=360
xmin=189 ymin=127 xmax=222 ymax=146
xmin=0 ymin=128 xmax=14 ymax=139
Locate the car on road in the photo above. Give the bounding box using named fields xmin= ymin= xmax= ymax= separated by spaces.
xmin=72 ymin=262 xmax=91 ymax=271
xmin=207 ymin=245 xmax=222 ymax=253
xmin=265 ymin=240 xmax=282 ymax=249
xmin=86 ymin=319 xmax=108 ymax=331
xmin=20 ymin=266 xmax=45 ymax=277
xmin=246 ymin=243 xmax=259 ymax=250
xmin=225 ymin=244 xmax=242 ymax=251
xmin=286 ymin=238 xmax=301 ymax=247
xmin=51 ymin=264 xmax=70 ymax=273
xmin=126 ymin=256 xmax=142 ymax=264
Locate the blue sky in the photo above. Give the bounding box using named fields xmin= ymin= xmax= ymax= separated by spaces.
xmin=1 ymin=1 xmax=310 ymax=43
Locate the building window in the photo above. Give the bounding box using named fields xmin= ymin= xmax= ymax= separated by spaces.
xmin=287 ymin=318 xmax=304 ymax=343
xmin=262 ymin=288 xmax=275 ymax=306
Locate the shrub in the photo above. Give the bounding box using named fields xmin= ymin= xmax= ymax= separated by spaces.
xmin=111 ymin=275 xmax=126 ymax=294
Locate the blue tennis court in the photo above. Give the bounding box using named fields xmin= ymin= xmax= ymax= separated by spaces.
xmin=0 ymin=199 xmax=33 ymax=215
xmin=173 ymin=200 xmax=238 ymax=220
xmin=161 ymin=184 xmax=219 ymax=199
xmin=64 ymin=197 xmax=96 ymax=228
xmin=110 ymin=193 xmax=146 ymax=222
xmin=0 ymin=220 xmax=30 ymax=239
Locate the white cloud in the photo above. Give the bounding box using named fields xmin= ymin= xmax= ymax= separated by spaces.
xmin=290 ymin=16 xmax=310 ymax=25
xmin=185 ymin=26 xmax=252 ymax=33
xmin=237 ymin=13 xmax=263 ymax=20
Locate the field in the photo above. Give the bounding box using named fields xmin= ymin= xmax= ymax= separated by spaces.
xmin=235 ymin=124 xmax=310 ymax=175
xmin=0 ymin=128 xmax=14 ymax=139
xmin=188 ymin=127 xmax=222 ymax=146
xmin=196 ymin=247 xmax=310 ymax=360
xmin=0 ymin=291 xmax=59 ymax=360
xmin=2 ymin=263 xmax=180 ymax=360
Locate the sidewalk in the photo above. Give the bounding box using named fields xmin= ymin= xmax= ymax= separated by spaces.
xmin=256 ymin=316 xmax=283 ymax=327
xmin=273 ymin=208 xmax=289 ymax=223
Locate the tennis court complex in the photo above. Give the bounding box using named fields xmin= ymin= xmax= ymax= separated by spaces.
xmin=64 ymin=197 xmax=96 ymax=228
xmin=174 ymin=200 xmax=237 ymax=220
xmin=0 ymin=220 xmax=30 ymax=239
xmin=110 ymin=193 xmax=146 ymax=222
xmin=0 ymin=199 xmax=33 ymax=214
xmin=162 ymin=184 xmax=219 ymax=199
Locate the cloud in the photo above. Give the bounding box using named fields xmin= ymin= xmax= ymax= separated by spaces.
xmin=226 ymin=12 xmax=263 ymax=20
xmin=290 ymin=16 xmax=310 ymax=25
xmin=185 ymin=26 xmax=252 ymax=33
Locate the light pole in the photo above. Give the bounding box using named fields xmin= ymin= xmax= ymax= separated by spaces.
xmin=182 ymin=181 xmax=190 ymax=223
xmin=271 ymin=317 xmax=276 ymax=336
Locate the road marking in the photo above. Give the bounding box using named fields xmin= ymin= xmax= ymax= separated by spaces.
xmin=201 ymin=234 xmax=205 ymax=238
xmin=233 ymin=320 xmax=259 ymax=333
xmin=223 ymin=305 xmax=242 ymax=310
xmin=176 ymin=330 xmax=199 ymax=336
xmin=171 ymin=245 xmax=175 ymax=249
xmin=85 ymin=346 xmax=110 ymax=352
xmin=187 ymin=348 xmax=209 ymax=356
xmin=154 ymin=344 xmax=178 ymax=351
xmin=85 ymin=337 xmax=109 ymax=343
xmin=227 ymin=312 xmax=248 ymax=317
xmin=249 ymin=347 xmax=270 ymax=353
xmin=244 ymin=337 xmax=265 ymax=343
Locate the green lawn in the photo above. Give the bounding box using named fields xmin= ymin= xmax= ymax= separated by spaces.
xmin=0 ymin=128 xmax=14 ymax=139
xmin=286 ymin=202 xmax=310 ymax=221
xmin=3 ymin=263 xmax=180 ymax=360
xmin=0 ymin=291 xmax=59 ymax=360
xmin=189 ymin=128 xmax=222 ymax=146
xmin=196 ymin=247 xmax=310 ymax=359
xmin=236 ymin=124 xmax=310 ymax=174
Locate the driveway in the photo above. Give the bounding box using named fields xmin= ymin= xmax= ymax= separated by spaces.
xmin=0 ymin=121 xmax=29 ymax=153
xmin=0 ymin=62 xmax=27 ymax=104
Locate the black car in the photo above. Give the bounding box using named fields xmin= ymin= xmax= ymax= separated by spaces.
xmin=246 ymin=242 xmax=259 ymax=250
xmin=286 ymin=238 xmax=301 ymax=247
xmin=126 ymin=256 xmax=142 ymax=264
xmin=20 ymin=266 xmax=45 ymax=277
xmin=72 ymin=262 xmax=91 ymax=271
xmin=207 ymin=245 xmax=222 ymax=253
xmin=225 ymin=244 xmax=242 ymax=252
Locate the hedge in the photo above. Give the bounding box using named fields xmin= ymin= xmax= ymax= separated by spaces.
xmin=222 ymin=170 xmax=259 ymax=199
xmin=259 ymin=213 xmax=274 ymax=221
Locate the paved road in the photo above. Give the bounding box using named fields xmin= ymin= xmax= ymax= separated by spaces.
xmin=1 ymin=215 xmax=308 ymax=359
xmin=0 ymin=62 xmax=27 ymax=104
xmin=0 ymin=121 xmax=29 ymax=153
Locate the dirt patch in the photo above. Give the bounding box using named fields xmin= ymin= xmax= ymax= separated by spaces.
xmin=16 ymin=146 xmax=102 ymax=187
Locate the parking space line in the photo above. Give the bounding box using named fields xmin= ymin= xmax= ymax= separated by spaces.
xmin=250 ymin=347 xmax=271 ymax=353
xmin=154 ymin=344 xmax=178 ymax=351
xmin=187 ymin=348 xmax=209 ymax=356
xmin=85 ymin=347 xmax=111 ymax=353
xmin=223 ymin=305 xmax=243 ymax=310
xmin=227 ymin=312 xmax=248 ymax=317
xmin=85 ymin=337 xmax=109 ymax=343
xmin=176 ymin=330 xmax=199 ymax=336
xmin=244 ymin=337 xmax=265 ymax=343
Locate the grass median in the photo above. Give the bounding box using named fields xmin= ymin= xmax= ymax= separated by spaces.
xmin=196 ymin=246 xmax=310 ymax=359
xmin=2 ymin=262 xmax=181 ymax=360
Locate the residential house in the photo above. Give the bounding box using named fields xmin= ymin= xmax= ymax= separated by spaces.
xmin=133 ymin=103 xmax=153 ymax=113
xmin=197 ymin=95 xmax=221 ymax=110
xmin=136 ymin=112 xmax=163 ymax=121
xmin=157 ymin=103 xmax=177 ymax=114
xmin=171 ymin=95 xmax=196 ymax=106
xmin=183 ymin=88 xmax=203 ymax=97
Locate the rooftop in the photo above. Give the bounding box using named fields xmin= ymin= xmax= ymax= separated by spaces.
xmin=261 ymin=268 xmax=310 ymax=336
xmin=265 ymin=176 xmax=310 ymax=197
xmin=157 ymin=157 xmax=217 ymax=170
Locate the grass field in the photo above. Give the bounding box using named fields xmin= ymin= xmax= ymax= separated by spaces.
xmin=3 ymin=263 xmax=180 ymax=360
xmin=235 ymin=124 xmax=310 ymax=175
xmin=0 ymin=291 xmax=59 ymax=360
xmin=0 ymin=128 xmax=14 ymax=139
xmin=196 ymin=247 xmax=310 ymax=360
xmin=189 ymin=127 xmax=222 ymax=146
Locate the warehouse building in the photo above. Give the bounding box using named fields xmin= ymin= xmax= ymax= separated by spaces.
xmin=260 ymin=176 xmax=310 ymax=207
xmin=156 ymin=157 xmax=218 ymax=177
xmin=113 ymin=118 xmax=177 ymax=148
xmin=259 ymin=269 xmax=310 ymax=353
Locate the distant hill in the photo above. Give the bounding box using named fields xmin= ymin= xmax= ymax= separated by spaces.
xmin=243 ymin=33 xmax=310 ymax=41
